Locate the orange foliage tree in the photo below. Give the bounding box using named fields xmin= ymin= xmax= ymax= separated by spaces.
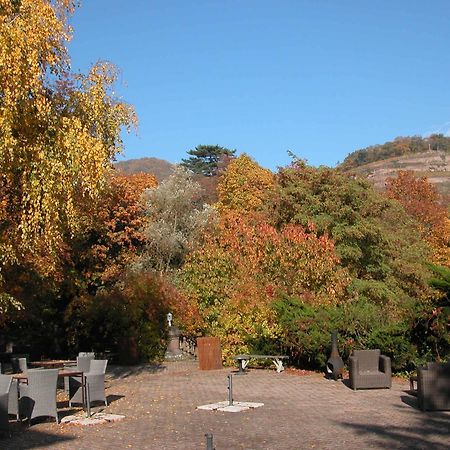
xmin=217 ymin=154 xmax=276 ymax=213
xmin=386 ymin=171 xmax=450 ymax=266
xmin=69 ymin=171 xmax=158 ymax=290
xmin=176 ymin=213 xmax=350 ymax=361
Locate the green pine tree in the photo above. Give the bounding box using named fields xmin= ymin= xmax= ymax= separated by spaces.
xmin=181 ymin=145 xmax=236 ymax=177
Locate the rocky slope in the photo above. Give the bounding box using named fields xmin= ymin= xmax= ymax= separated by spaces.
xmin=340 ymin=150 xmax=450 ymax=200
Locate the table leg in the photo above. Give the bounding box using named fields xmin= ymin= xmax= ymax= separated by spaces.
xmin=84 ymin=375 xmax=91 ymax=418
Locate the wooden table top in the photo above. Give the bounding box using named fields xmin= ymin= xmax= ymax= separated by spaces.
xmin=29 ymin=360 xmax=76 ymax=368
xmin=13 ymin=369 xmax=82 ymax=381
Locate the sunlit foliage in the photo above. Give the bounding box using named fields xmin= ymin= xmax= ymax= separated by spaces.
xmin=177 ymin=213 xmax=350 ymax=361
xmin=217 ymin=154 xmax=276 ymax=214
xmin=386 ymin=171 xmax=450 ymax=267
xmin=138 ymin=166 xmax=217 ymax=272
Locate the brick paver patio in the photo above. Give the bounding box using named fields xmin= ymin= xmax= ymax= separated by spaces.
xmin=2 ymin=360 xmax=449 ymax=449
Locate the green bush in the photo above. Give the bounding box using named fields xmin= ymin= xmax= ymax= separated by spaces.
xmin=273 ymin=295 xmax=421 ymax=372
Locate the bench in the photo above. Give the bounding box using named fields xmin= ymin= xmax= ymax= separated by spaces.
xmin=233 ymin=354 xmax=289 ymax=374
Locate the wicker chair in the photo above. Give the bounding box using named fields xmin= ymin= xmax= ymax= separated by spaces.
xmin=11 ymin=357 xmax=27 ymax=374
xmin=19 ymin=368 xmax=59 ymax=424
xmin=349 ymin=349 xmax=391 ymax=390
xmin=8 ymin=379 xmax=19 ymax=420
xmin=417 ymin=362 xmax=450 ymax=411
xmin=85 ymin=359 xmax=108 ymax=408
xmin=0 ymin=375 xmax=12 ymax=435
xmin=68 ymin=355 xmax=95 ymax=406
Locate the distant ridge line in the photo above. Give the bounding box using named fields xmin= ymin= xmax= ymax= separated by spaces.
xmin=115 ymin=157 xmax=175 ymax=182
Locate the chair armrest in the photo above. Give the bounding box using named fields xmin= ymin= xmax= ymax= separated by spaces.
xmin=379 ymin=355 xmax=392 ymax=388
xmin=349 ymin=356 xmax=358 ymax=389
xmin=349 ymin=356 xmax=358 ymax=373
xmin=417 ymin=366 xmax=436 ymax=410
xmin=379 ymin=355 xmax=391 ymax=375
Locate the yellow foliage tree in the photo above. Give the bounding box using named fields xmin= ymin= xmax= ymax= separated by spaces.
xmin=0 ymin=0 xmax=136 ymax=312
xmin=217 ymin=154 xmax=275 ymax=213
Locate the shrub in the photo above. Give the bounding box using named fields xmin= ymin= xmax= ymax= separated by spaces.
xmin=65 ymin=272 xmax=172 ymax=362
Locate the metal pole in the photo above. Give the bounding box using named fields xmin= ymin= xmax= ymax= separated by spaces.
xmin=227 ymin=373 xmax=233 ymax=406
xmin=205 ymin=433 xmax=214 ymax=450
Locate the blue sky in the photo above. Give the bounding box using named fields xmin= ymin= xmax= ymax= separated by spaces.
xmin=68 ymin=1 xmax=450 ymax=170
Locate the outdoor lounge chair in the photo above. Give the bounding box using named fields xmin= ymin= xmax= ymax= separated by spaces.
xmin=348 ymin=349 xmax=391 ymax=390
xmin=8 ymin=379 xmax=18 ymax=420
xmin=0 ymin=375 xmax=12 ymax=435
xmin=19 ymin=368 xmax=59 ymax=424
xmin=417 ymin=361 xmax=450 ymax=411
xmin=85 ymin=359 xmax=108 ymax=408
xmin=11 ymin=357 xmax=27 ymax=373
xmin=68 ymin=355 xmax=95 ymax=406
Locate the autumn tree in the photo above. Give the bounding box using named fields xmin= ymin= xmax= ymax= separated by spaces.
xmin=273 ymin=161 xmax=434 ymax=326
xmin=177 ymin=213 xmax=350 ymax=361
xmin=0 ymin=1 xmax=136 ymax=311
xmin=138 ymin=166 xmax=216 ymax=272
xmin=70 ymin=171 xmax=158 ymax=291
xmin=181 ymin=145 xmax=235 ymax=177
xmin=386 ymin=171 xmax=450 ymax=266
xmin=217 ymin=154 xmax=276 ymax=214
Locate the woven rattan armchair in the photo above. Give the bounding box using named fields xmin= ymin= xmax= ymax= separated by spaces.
xmin=11 ymin=357 xmax=27 ymax=374
xmin=417 ymin=362 xmax=450 ymax=411
xmin=79 ymin=352 xmax=95 ymax=358
xmin=8 ymin=379 xmax=18 ymax=420
xmin=68 ymin=355 xmax=95 ymax=406
xmin=349 ymin=349 xmax=391 ymax=390
xmin=0 ymin=375 xmax=12 ymax=435
xmin=19 ymin=368 xmax=59 ymax=424
xmin=85 ymin=359 xmax=108 ymax=408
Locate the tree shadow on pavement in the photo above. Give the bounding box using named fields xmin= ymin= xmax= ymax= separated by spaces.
xmin=334 ymin=404 xmax=450 ymax=449
xmin=1 ymin=426 xmax=76 ymax=449
xmin=106 ymin=364 xmax=167 ymax=380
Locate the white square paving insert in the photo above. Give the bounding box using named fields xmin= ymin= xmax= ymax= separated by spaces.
xmin=197 ymin=401 xmax=264 ymax=412
xmin=61 ymin=413 xmax=125 ymax=425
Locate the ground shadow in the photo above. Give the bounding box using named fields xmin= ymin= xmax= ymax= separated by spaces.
xmin=105 ymin=394 xmax=124 ymax=405
xmin=106 ymin=364 xmax=167 ymax=380
xmin=1 ymin=425 xmax=76 ymax=449
xmin=334 ymin=405 xmax=450 ymax=449
xmin=341 ymin=378 xmax=352 ymax=389
xmin=401 ymin=394 xmax=419 ymax=409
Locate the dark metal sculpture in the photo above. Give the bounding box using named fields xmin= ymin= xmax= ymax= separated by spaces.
xmin=326 ymin=330 xmax=344 ymax=380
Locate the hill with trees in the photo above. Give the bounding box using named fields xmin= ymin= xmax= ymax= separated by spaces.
xmin=115 ymin=157 xmax=174 ymax=181
xmin=339 ymin=135 xmax=450 ymax=200
xmin=340 ymin=134 xmax=450 ymax=170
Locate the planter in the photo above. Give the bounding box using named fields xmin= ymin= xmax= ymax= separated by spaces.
xmin=197 ymin=337 xmax=222 ymax=370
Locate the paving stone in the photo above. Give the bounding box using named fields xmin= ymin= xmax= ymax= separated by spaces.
xmin=2 ymin=360 xmax=450 ymax=449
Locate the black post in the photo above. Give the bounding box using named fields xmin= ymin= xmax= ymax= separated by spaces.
xmin=205 ymin=433 xmax=214 ymax=450
xmin=227 ymin=374 xmax=233 ymax=406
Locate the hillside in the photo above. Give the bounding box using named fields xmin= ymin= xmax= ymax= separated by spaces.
xmin=115 ymin=157 xmax=174 ymax=182
xmin=340 ymin=134 xmax=450 ymax=170
xmin=340 ymin=150 xmax=450 ymax=200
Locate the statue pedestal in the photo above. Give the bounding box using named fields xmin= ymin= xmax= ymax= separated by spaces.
xmin=165 ymin=326 xmax=183 ymax=360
